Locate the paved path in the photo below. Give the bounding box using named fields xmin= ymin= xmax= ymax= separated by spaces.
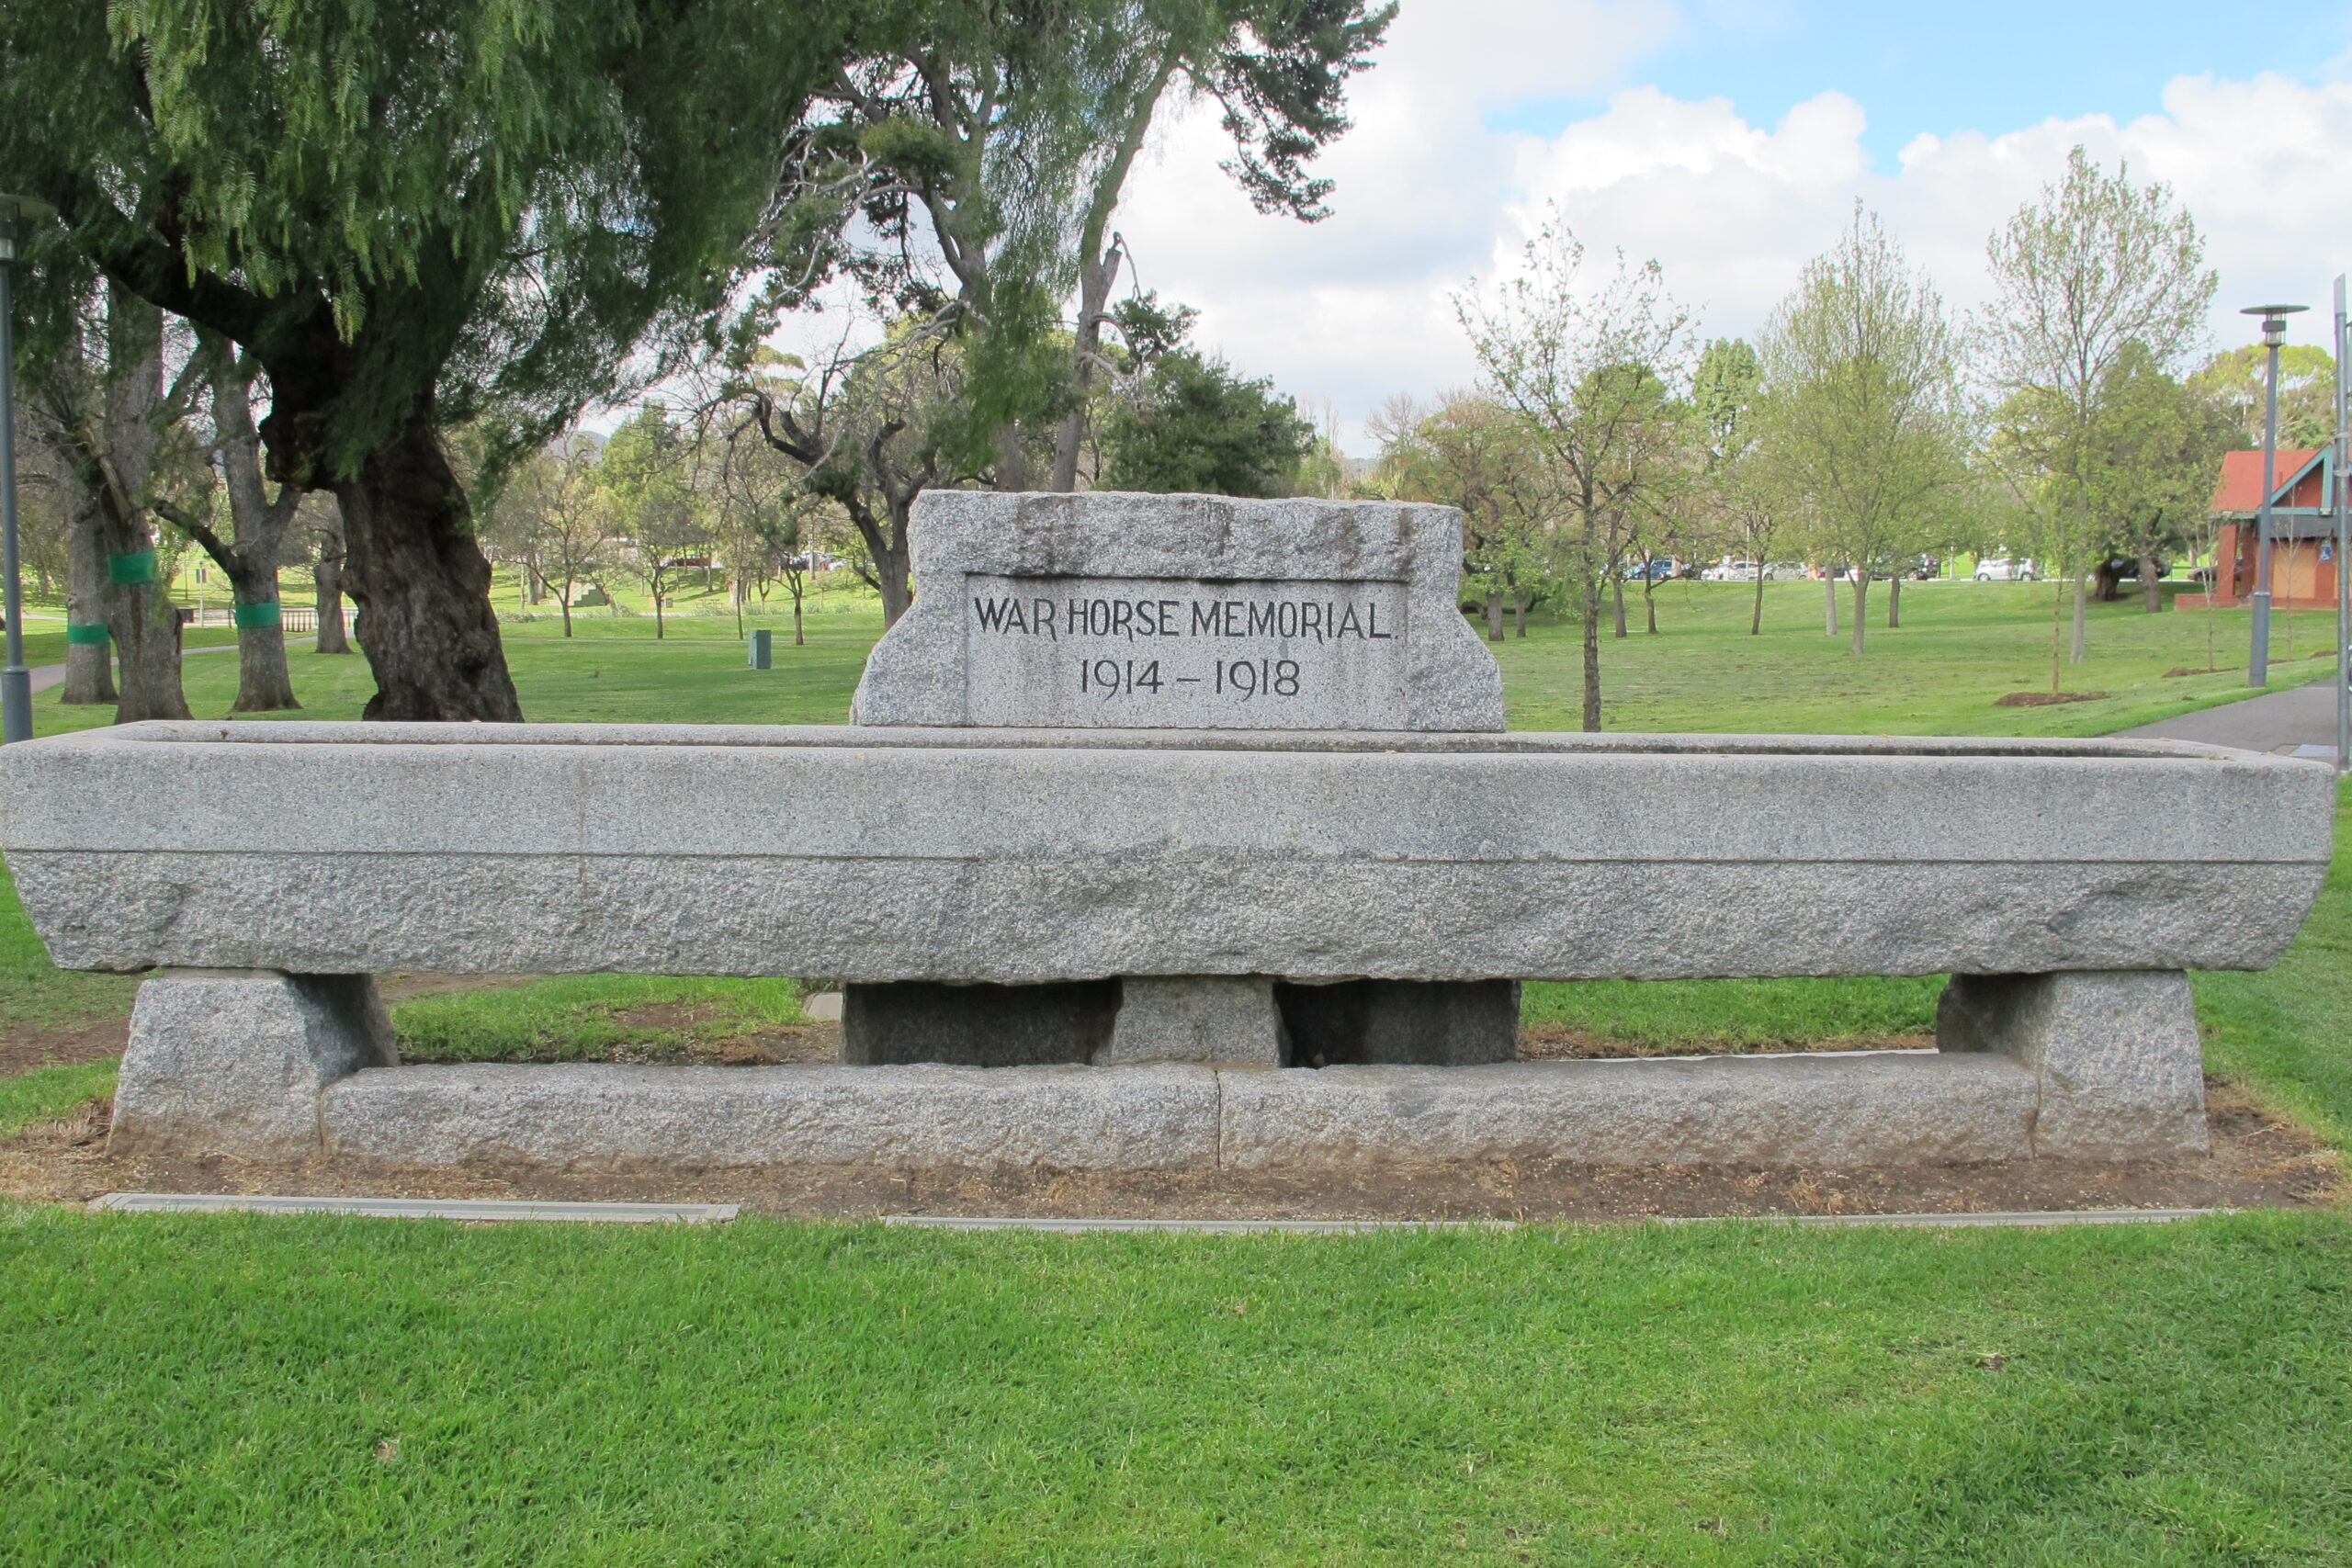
xmin=2111 ymin=671 xmax=2349 ymax=761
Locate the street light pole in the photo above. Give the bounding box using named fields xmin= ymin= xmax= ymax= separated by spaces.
xmin=0 ymin=197 xmax=38 ymax=744
xmin=2243 ymin=303 xmax=2308 ymax=689
xmin=2335 ymin=276 xmax=2349 ymax=775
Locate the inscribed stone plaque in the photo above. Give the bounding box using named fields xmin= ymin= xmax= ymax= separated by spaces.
xmin=852 ymin=491 xmax=1504 ymax=731
xmin=962 ymin=574 xmax=1408 ymax=728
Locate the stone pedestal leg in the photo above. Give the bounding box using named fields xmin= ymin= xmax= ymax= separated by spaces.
xmin=1936 ymin=971 xmax=2207 ymax=1157
xmin=842 ymin=979 xmax=1119 ymax=1066
xmin=1275 ymin=979 xmax=1521 ymax=1066
xmin=110 ymin=971 xmax=398 ymax=1160
xmin=1096 ymin=977 xmax=1288 ymax=1066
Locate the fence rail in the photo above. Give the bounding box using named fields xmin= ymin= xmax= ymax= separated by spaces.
xmin=177 ymin=605 xmax=352 ymax=636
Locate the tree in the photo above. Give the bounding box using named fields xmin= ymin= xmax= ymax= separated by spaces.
xmin=2189 ymin=344 xmax=2337 ymax=449
xmin=495 ymin=443 xmax=610 ymax=639
xmin=1457 ymin=222 xmax=1692 ymax=730
xmin=2078 ymin=345 xmax=2235 ymax=610
xmin=301 ymin=496 xmax=355 ymax=655
xmin=1754 ymin=208 xmax=1967 ymax=655
xmin=597 ymin=409 xmax=707 ymax=640
xmin=21 ymin=284 xmax=197 ymax=719
xmin=1690 ymin=338 xmax=1777 ymax=635
xmin=1978 ymin=146 xmax=2216 ymax=671
xmin=153 ymin=334 xmax=302 ymax=711
xmin=741 ymin=331 xmax=983 ymax=627
xmin=1372 ymin=393 xmax=1547 ymax=640
xmin=4 ymin=0 xmax=872 ymax=719
xmin=714 ymin=426 xmax=831 ymax=646
xmin=778 ymin=0 xmax=1395 ymax=501
xmin=1100 ymin=299 xmax=1314 ymax=497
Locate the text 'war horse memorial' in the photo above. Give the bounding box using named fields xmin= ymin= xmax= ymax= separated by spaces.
xmin=0 ymin=491 xmax=2335 ymax=1175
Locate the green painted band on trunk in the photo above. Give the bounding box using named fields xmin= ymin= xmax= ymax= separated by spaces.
xmin=232 ymin=600 xmax=282 ymax=629
xmin=64 ymin=621 xmax=112 ymax=646
xmin=107 ymin=548 xmax=159 ymax=585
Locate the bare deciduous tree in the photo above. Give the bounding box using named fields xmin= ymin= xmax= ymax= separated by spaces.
xmin=1977 ymin=145 xmax=2216 ymax=672
xmin=1457 ymin=221 xmax=1692 ymax=730
xmin=1755 ymin=207 xmax=1968 ymax=656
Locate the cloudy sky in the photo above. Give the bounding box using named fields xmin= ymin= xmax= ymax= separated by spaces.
xmin=1110 ymin=0 xmax=2352 ymax=452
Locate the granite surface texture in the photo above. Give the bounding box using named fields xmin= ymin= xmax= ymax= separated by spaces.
xmin=1937 ymin=969 xmax=2210 ymax=1156
xmin=110 ymin=971 xmax=395 ymax=1159
xmin=3 ymin=725 xmax=2331 ymax=980
xmin=1096 ymin=976 xmax=1288 ymax=1066
xmin=849 ymin=491 xmax=1507 ymax=731
xmin=305 ymin=1052 xmax=2035 ymax=1170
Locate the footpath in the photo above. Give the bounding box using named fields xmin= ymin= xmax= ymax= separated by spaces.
xmin=2111 ymin=671 xmax=2349 ymax=762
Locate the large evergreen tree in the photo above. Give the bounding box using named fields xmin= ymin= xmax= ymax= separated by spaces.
xmin=2 ymin=0 xmax=870 ymax=718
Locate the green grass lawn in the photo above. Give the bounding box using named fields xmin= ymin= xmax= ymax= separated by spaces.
xmin=2 ymin=1205 xmax=2347 ymax=1564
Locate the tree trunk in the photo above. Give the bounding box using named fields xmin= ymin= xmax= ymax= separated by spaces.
xmin=844 ymin=498 xmax=913 ymax=627
xmin=1611 ymin=574 xmax=1627 ymax=638
xmin=2050 ymin=577 xmax=2065 ymax=694
xmin=1052 ymin=243 xmax=1125 ymax=494
xmin=61 ymin=495 xmax=117 ymax=705
xmin=1643 ymin=572 xmax=1658 ymax=635
xmin=1749 ymin=567 xmax=1766 ymax=636
xmin=1512 ymin=582 xmax=1527 ymax=638
xmin=652 ymin=576 xmax=665 ymax=639
xmin=197 ymin=338 xmax=300 ymax=712
xmin=1485 ymin=584 xmax=1504 ymax=642
xmin=97 ymin=516 xmax=189 ymax=722
xmin=1580 ymin=574 xmax=1602 ymax=733
xmin=329 ymin=415 xmax=523 ymax=722
xmin=792 ymin=584 xmax=806 ymax=647
xmin=1887 ymin=572 xmax=1901 ymax=628
xmin=221 ymin=563 xmax=299 ymax=712
xmin=313 ymin=502 xmax=353 ymax=654
xmin=89 ymin=292 xmax=188 ymax=722
xmin=1823 ymin=573 xmax=1838 ymax=637
xmin=2068 ymin=572 xmax=2088 ymax=664
xmin=2140 ymin=551 xmax=2163 ymax=613
xmin=559 ymin=581 xmax=574 ymax=637
xmin=1849 ymin=574 xmax=1869 ymax=656
xmin=995 ymin=424 xmax=1030 ymax=492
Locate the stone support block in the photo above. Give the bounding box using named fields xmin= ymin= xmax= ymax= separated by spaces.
xmin=1217 ymin=1055 xmax=2035 ymax=1168
xmin=1936 ymin=971 xmax=2209 ymax=1157
xmin=841 ymin=979 xmax=1117 ymax=1066
xmin=312 ymin=1053 xmax=2036 ymax=1171
xmin=1096 ymin=976 xmax=1288 ymax=1066
xmin=1276 ymin=978 xmax=1520 ymax=1066
xmin=324 ymin=1063 xmax=1220 ymax=1171
xmin=111 ymin=971 xmax=396 ymax=1160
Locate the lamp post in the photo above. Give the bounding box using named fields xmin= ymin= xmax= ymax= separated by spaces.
xmin=2334 ymin=276 xmax=2349 ymax=774
xmin=2243 ymin=302 xmax=2308 ymax=688
xmin=0 ymin=194 xmax=54 ymax=744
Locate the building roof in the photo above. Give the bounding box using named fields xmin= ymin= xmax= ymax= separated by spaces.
xmin=2211 ymin=448 xmax=2327 ymax=514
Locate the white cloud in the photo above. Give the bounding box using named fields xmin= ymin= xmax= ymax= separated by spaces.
xmin=1116 ymin=22 xmax=2352 ymax=455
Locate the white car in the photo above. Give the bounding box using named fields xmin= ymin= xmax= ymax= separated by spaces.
xmin=1973 ymin=557 xmax=2037 ymax=581
xmin=1701 ymin=559 xmax=1759 ymax=581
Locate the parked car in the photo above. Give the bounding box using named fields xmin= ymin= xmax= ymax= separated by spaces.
xmin=1619 ymin=558 xmax=1677 ymax=581
xmin=1763 ymin=561 xmax=1809 ymax=581
xmin=1701 ymin=559 xmax=1759 ymax=582
xmin=1973 ymin=557 xmax=2036 ymax=581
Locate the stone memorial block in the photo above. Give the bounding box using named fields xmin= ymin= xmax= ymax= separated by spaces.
xmin=851 ymin=490 xmax=1506 ymax=731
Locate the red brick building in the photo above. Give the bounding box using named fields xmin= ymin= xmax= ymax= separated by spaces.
xmin=2183 ymin=447 xmax=2342 ymax=609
